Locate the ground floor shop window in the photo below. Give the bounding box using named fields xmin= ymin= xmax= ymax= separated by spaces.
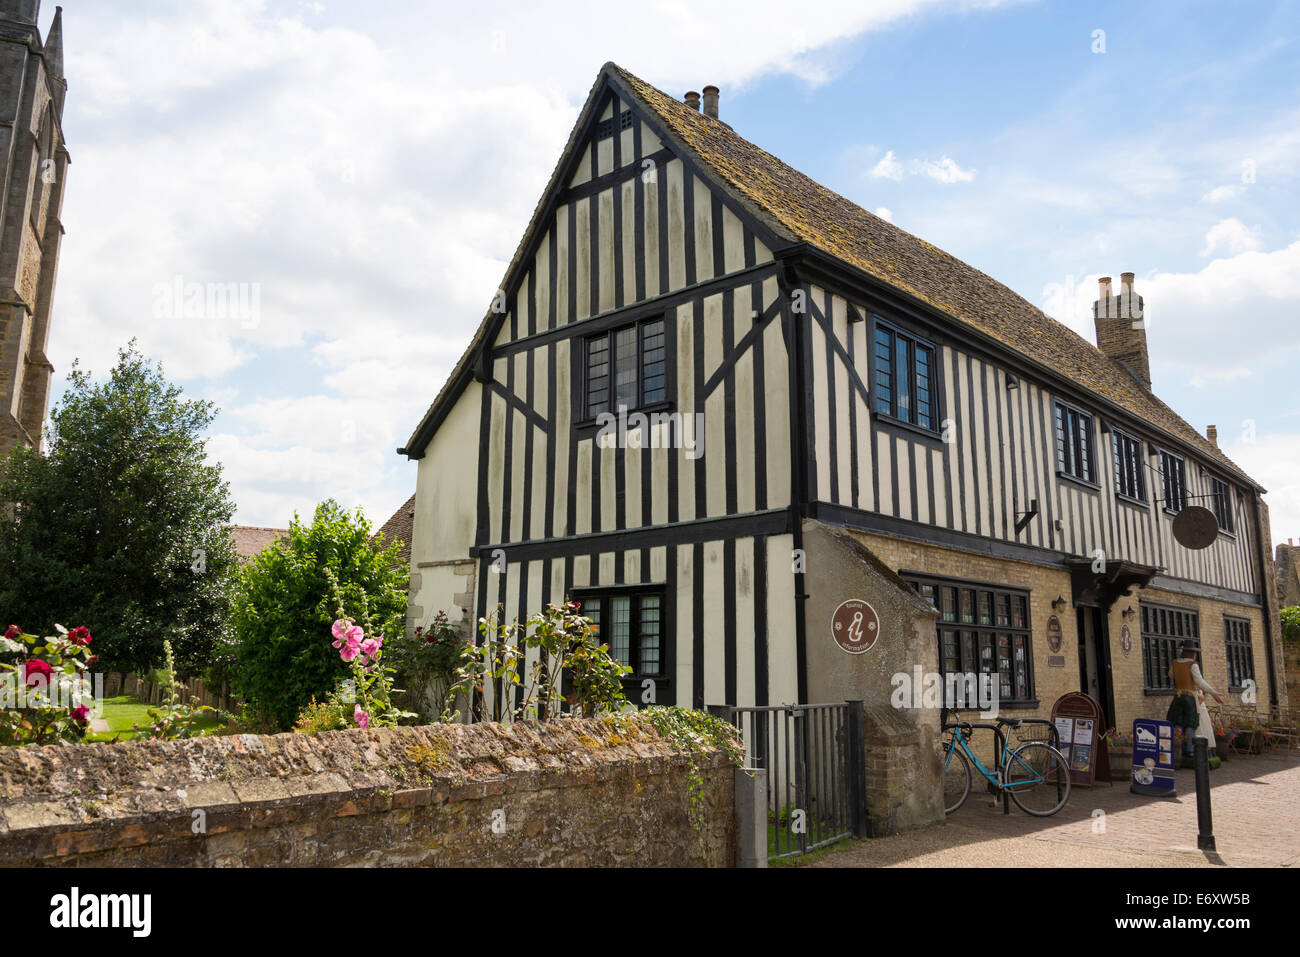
xmin=1224 ymin=616 xmax=1254 ymax=692
xmin=903 ymin=573 xmax=1035 ymax=707
xmin=1140 ymin=601 xmax=1199 ymax=691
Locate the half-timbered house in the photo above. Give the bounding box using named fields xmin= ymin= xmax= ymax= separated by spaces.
xmin=400 ymin=63 xmax=1287 ymax=740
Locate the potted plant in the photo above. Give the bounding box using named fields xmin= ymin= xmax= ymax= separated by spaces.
xmin=1211 ymin=717 xmax=1232 ymax=760
xmin=1236 ymin=722 xmax=1265 ymax=754
xmin=1100 ymin=728 xmax=1132 ymax=780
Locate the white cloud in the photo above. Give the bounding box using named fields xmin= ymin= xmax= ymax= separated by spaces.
xmin=875 ymin=206 xmax=893 ymax=222
xmin=54 ymin=0 xmax=1020 ymax=525
xmin=871 ymin=150 xmax=905 ymax=180
xmin=918 ymin=155 xmax=975 ymax=183
xmin=868 ymin=150 xmax=974 ymax=183
xmin=1200 ymin=184 xmax=1242 ymax=203
xmin=1223 ymin=434 xmax=1300 ymax=549
xmin=1199 ymin=217 xmax=1261 ymax=257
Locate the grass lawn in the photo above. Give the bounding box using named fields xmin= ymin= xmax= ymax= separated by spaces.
xmin=84 ymin=694 xmax=224 ymax=742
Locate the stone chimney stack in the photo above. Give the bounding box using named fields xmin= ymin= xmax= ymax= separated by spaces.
xmin=1206 ymin=424 xmax=1218 ymax=446
xmin=702 ymin=85 xmax=719 ymax=119
xmin=684 ymin=90 xmax=700 ymax=111
xmin=1093 ymin=271 xmax=1150 ymax=389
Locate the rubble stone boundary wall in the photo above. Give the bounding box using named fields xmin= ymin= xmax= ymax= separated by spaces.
xmin=0 ymin=717 xmax=736 ymax=867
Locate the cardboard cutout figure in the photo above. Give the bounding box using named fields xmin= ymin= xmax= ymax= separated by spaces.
xmin=1166 ymin=639 xmax=1224 ymax=759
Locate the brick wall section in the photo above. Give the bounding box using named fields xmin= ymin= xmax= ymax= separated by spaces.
xmin=848 ymin=530 xmax=1276 ymax=731
xmin=0 ymin=717 xmax=736 ymax=867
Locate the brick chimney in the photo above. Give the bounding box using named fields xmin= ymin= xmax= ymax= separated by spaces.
xmin=1093 ymin=271 xmax=1150 ymax=389
xmin=684 ymin=90 xmax=700 ymax=111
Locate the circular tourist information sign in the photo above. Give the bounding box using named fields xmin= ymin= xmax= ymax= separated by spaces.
xmin=831 ymin=599 xmax=879 ymax=655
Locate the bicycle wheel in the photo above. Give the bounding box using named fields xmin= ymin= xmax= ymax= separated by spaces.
xmin=938 ymin=739 xmax=971 ymax=815
xmin=1003 ymin=741 xmax=1071 ymax=816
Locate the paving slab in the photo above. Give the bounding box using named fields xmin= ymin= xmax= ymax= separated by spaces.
xmin=803 ymin=751 xmax=1300 ymax=868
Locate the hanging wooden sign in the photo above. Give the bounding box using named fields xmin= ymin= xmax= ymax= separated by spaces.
xmin=1172 ymin=505 xmax=1218 ymax=550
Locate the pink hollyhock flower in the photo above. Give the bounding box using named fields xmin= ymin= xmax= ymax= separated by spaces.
xmin=331 ymin=619 xmax=352 ymax=640
xmin=360 ymin=637 xmax=381 ymax=657
xmin=339 ymin=642 xmax=360 ymax=662
xmin=23 ymin=659 xmax=52 ymax=687
xmin=353 ymin=705 xmax=369 ymax=730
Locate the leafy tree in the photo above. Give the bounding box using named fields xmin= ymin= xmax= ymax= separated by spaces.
xmin=0 ymin=342 xmax=237 ymax=676
xmin=231 ymin=499 xmax=407 ymax=731
xmin=1281 ymin=605 xmax=1300 ymax=645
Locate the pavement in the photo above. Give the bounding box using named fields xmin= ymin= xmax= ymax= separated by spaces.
xmin=802 ymin=750 xmax=1300 ymax=868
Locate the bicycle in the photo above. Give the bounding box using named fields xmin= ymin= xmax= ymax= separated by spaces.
xmin=938 ymin=716 xmax=1072 ymax=816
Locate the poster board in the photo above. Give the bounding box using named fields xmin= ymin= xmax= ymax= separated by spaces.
xmin=1050 ymin=692 xmax=1108 ymax=787
xmin=1130 ymin=718 xmax=1177 ymax=797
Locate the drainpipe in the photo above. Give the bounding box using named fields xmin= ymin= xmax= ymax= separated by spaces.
xmin=1247 ymin=492 xmax=1281 ymax=712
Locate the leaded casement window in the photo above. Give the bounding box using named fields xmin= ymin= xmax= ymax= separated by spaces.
xmin=1053 ymin=400 xmax=1095 ymax=483
xmin=1158 ymin=450 xmax=1187 ymax=514
xmin=1224 ymin=616 xmax=1254 ymax=692
xmin=872 ymin=320 xmax=937 ymax=432
xmin=1140 ymin=601 xmax=1198 ymax=692
xmin=1112 ymin=429 xmax=1146 ymax=502
xmin=1209 ymin=474 xmax=1235 ymax=534
xmin=904 ymin=574 xmax=1034 ymax=707
xmin=574 ymin=588 xmax=666 ymax=685
xmin=582 ymin=317 xmax=667 ymax=420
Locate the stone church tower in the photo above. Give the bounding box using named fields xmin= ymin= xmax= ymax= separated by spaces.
xmin=0 ymin=1 xmax=66 ymax=461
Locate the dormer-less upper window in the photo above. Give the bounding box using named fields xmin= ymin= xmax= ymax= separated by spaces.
xmin=1111 ymin=429 xmax=1145 ymax=502
xmin=1158 ymin=450 xmax=1187 ymax=513
xmin=872 ymin=320 xmax=937 ymax=432
xmin=582 ymin=317 xmax=667 ymax=421
xmin=1209 ymin=474 xmax=1235 ymax=534
xmin=1054 ymin=400 xmax=1095 ymax=483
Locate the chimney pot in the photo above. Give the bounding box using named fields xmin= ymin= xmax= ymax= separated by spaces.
xmin=702 ymin=84 xmax=719 ymax=119
xmin=1121 ymin=271 xmax=1135 ymax=294
xmin=684 ymin=90 xmax=701 ymax=111
xmin=1098 ymin=276 xmax=1112 ymax=298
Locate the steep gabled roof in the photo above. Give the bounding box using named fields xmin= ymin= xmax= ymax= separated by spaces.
xmin=373 ymin=493 xmax=416 ymax=565
xmin=403 ymin=62 xmax=1259 ymax=493
xmin=230 ymin=525 xmax=288 ymax=562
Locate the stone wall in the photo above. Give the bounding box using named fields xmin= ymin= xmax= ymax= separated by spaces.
xmin=0 ymin=717 xmax=736 ymax=868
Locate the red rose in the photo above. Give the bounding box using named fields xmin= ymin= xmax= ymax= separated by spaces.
xmin=4 ymin=624 xmax=20 ymax=641
xmin=72 ymin=705 xmax=90 ymax=723
xmin=85 ymin=655 xmax=99 ymax=669
xmin=23 ymin=659 xmax=53 ymax=687
xmin=69 ymin=626 xmax=92 ymax=646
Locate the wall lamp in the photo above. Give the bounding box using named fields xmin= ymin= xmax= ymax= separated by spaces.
xmin=1122 ymin=606 xmax=1137 ymax=620
xmin=1051 ymin=596 xmax=1068 ymax=613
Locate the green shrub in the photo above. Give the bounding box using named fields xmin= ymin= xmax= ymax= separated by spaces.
xmin=1281 ymin=606 xmax=1300 ymax=645
xmin=231 ymin=499 xmax=407 ymax=731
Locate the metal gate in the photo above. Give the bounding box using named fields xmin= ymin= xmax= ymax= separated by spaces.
xmin=713 ymin=702 xmax=866 ymax=859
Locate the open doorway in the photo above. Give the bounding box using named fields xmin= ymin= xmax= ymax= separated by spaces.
xmin=1076 ymin=606 xmax=1115 ymax=729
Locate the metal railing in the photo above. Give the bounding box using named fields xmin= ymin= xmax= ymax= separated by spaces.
xmin=712 ymin=702 xmax=862 ymax=859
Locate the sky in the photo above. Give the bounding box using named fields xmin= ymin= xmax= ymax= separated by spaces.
xmin=42 ymin=0 xmax=1300 ymax=546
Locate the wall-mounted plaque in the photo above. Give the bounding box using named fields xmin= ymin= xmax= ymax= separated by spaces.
xmin=1046 ymin=615 xmax=1063 ymax=653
